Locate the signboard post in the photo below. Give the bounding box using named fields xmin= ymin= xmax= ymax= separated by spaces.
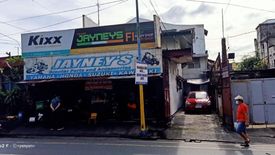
xmin=135 ymin=63 xmax=148 ymax=85
xmin=135 ymin=0 xmax=147 ymax=136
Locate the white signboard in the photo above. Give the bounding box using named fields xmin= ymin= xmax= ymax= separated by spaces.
xmin=24 ymin=49 xmax=162 ymax=80
xmin=135 ymin=63 xmax=148 ymax=85
xmin=21 ymin=29 xmax=75 ymax=58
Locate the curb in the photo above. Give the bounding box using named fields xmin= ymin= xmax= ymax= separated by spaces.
xmin=0 ymin=131 xmax=160 ymax=141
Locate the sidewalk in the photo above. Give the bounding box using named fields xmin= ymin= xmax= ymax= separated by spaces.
xmin=1 ymin=113 xmax=275 ymax=144
xmin=0 ymin=121 xmax=161 ymax=139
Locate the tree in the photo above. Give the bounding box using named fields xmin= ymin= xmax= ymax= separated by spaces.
xmin=0 ymin=56 xmax=24 ymax=115
xmin=238 ymin=56 xmax=268 ymax=71
xmin=4 ymin=56 xmax=24 ymax=81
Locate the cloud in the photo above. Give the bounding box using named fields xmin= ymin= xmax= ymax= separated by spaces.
xmin=189 ymin=3 xmax=215 ymax=16
xmin=161 ymin=5 xmax=186 ymax=23
xmin=226 ymin=25 xmax=234 ymax=31
xmin=245 ymin=13 xmax=261 ymax=19
xmin=230 ymin=44 xmax=253 ymax=52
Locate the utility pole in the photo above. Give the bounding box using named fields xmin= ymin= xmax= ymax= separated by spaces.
xmin=221 ymin=9 xmax=234 ymax=130
xmin=222 ymin=9 xmax=225 ymax=38
xmin=135 ymin=0 xmax=147 ymax=134
xmin=97 ymin=0 xmax=100 ymax=26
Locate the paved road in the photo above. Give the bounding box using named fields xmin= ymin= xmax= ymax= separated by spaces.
xmin=0 ymin=137 xmax=274 ymax=155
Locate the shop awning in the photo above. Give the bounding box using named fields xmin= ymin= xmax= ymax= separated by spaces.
xmin=17 ymin=77 xmax=98 ymax=84
xmin=17 ymin=74 xmax=162 ymax=84
xmin=109 ymin=74 xmax=161 ymax=79
xmin=187 ymin=78 xmax=210 ymax=85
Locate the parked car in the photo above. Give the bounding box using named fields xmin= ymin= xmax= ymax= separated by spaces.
xmin=185 ymin=91 xmax=211 ymax=113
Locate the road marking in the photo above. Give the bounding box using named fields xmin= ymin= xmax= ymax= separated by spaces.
xmin=133 ymin=154 xmax=160 ymax=155
xmin=95 ymin=142 xmax=275 ymax=152
xmin=1 ymin=138 xmax=275 ymax=152
xmin=0 ymin=154 xmax=22 ymax=155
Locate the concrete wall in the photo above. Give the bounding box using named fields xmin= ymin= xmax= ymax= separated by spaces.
xmin=256 ymin=24 xmax=275 ymax=69
xmin=182 ymin=56 xmax=208 ymax=79
xmin=168 ymin=60 xmax=183 ymax=115
xmin=162 ymin=23 xmax=208 ymax=80
xmin=268 ymin=43 xmax=275 ymax=68
xmin=162 ymin=23 xmax=206 ymax=55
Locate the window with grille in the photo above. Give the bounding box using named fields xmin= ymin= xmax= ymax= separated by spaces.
xmin=188 ymin=58 xmax=201 ymax=69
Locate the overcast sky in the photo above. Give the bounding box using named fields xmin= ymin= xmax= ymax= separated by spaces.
xmin=0 ymin=0 xmax=275 ymax=61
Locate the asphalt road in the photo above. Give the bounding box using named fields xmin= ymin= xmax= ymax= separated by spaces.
xmin=0 ymin=137 xmax=274 ymax=155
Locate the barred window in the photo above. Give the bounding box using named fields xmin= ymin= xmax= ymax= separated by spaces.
xmin=188 ymin=58 xmax=201 ymax=69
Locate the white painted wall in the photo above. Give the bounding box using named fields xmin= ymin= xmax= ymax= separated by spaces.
xmin=162 ymin=23 xmax=208 ymax=80
xmin=182 ymin=56 xmax=208 ymax=79
xmin=168 ymin=60 xmax=183 ymax=115
xmin=256 ymin=24 xmax=275 ymax=69
xmin=162 ymin=23 xmax=206 ymax=55
xmin=268 ymin=46 xmax=275 ymax=68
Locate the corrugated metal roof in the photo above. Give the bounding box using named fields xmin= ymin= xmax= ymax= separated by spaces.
xmin=262 ymin=19 xmax=275 ymax=24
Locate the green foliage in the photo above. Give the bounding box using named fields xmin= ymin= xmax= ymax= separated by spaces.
xmin=0 ymin=86 xmax=21 ymax=115
xmin=238 ymin=56 xmax=268 ymax=71
xmin=6 ymin=56 xmax=23 ymax=65
xmin=3 ymin=56 xmax=24 ymax=81
xmin=0 ymin=56 xmax=24 ymax=115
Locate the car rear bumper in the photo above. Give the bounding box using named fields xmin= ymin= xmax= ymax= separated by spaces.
xmin=185 ymin=104 xmax=211 ymax=111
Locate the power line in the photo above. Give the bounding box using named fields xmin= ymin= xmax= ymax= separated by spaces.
xmin=148 ymin=0 xmax=167 ymax=31
xmin=24 ymin=17 xmax=81 ymax=33
xmin=0 ymin=21 xmax=27 ymax=31
xmin=5 ymin=0 xmax=126 ymax=23
xmin=32 ymin=0 xmax=52 ymax=12
xmin=224 ymin=0 xmax=231 ymax=13
xmin=228 ymin=31 xmax=255 ymax=38
xmin=0 ymin=38 xmax=12 ymax=41
xmin=0 ymin=0 xmax=8 ymax=3
xmin=141 ymin=0 xmax=154 ymax=15
xmin=4 ymin=0 xmax=129 ymax=35
xmin=152 ymin=0 xmax=161 ymax=15
xmin=185 ymin=0 xmax=275 ymax=13
xmin=0 ymin=41 xmax=18 ymax=45
xmin=0 ymin=32 xmax=21 ymax=49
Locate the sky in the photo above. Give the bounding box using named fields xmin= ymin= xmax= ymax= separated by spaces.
xmin=0 ymin=0 xmax=275 ymax=61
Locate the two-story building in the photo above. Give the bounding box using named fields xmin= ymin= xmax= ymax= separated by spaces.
xmin=256 ymin=19 xmax=275 ymax=69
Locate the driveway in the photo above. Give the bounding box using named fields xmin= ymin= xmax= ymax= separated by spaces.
xmin=164 ymin=111 xmax=239 ymax=142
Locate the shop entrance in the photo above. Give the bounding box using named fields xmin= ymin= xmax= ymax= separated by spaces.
xmin=27 ymin=77 xmax=164 ymax=126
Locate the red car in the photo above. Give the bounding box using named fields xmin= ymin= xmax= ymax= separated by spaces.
xmin=185 ymin=91 xmax=211 ymax=113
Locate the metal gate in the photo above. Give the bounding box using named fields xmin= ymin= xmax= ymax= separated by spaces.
xmin=262 ymin=79 xmax=275 ymax=123
xmin=231 ymin=78 xmax=275 ymax=124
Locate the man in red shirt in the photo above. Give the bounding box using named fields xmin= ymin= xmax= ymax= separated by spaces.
xmin=235 ymin=95 xmax=250 ymax=147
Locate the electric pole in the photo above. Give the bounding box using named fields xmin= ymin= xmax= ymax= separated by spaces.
xmin=97 ymin=0 xmax=100 ymax=26
xmin=135 ymin=0 xmax=147 ymax=134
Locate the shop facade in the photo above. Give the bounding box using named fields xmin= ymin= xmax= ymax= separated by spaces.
xmin=21 ymin=18 xmax=171 ymax=124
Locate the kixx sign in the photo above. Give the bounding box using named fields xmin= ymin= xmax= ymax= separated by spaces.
xmin=28 ymin=35 xmax=62 ymax=46
xmin=21 ymin=29 xmax=75 ymax=58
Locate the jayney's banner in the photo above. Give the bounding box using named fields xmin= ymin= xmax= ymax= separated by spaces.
xmin=24 ymin=49 xmax=162 ymax=80
xmin=22 ymin=22 xmax=157 ymax=58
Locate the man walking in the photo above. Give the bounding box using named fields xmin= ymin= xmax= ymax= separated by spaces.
xmin=235 ymin=95 xmax=250 ymax=147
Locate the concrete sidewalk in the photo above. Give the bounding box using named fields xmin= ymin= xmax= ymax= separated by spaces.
xmin=0 ymin=121 xmax=161 ymax=139
xmin=1 ymin=113 xmax=275 ymax=144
